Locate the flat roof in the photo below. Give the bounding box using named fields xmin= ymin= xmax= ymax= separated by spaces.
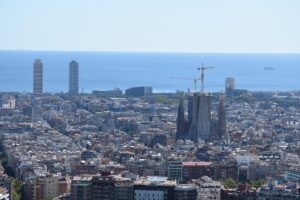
xmin=182 ymin=161 xmax=212 ymax=167
xmin=147 ymin=176 xmax=168 ymax=182
xmin=0 ymin=187 xmax=7 ymax=194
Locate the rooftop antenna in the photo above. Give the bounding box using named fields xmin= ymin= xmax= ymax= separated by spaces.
xmin=197 ymin=63 xmax=215 ymax=93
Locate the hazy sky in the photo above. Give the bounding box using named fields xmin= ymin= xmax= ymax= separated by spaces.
xmin=0 ymin=0 xmax=299 ymax=53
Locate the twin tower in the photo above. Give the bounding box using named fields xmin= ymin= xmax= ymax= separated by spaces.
xmin=33 ymin=59 xmax=79 ymax=95
xmin=176 ymin=92 xmax=228 ymax=143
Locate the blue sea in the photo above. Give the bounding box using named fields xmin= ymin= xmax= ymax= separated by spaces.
xmin=0 ymin=50 xmax=300 ymax=93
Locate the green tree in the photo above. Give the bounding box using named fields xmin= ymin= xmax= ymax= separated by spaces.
xmin=1 ymin=157 xmax=8 ymax=167
xmin=249 ymin=179 xmax=266 ymax=188
xmin=222 ymin=178 xmax=237 ymax=189
xmin=11 ymin=179 xmax=22 ymax=200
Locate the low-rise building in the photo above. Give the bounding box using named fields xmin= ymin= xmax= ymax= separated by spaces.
xmin=0 ymin=187 xmax=9 ymax=200
xmin=133 ymin=176 xmax=175 ymax=200
xmin=191 ymin=176 xmax=222 ymax=200
xmin=182 ymin=161 xmax=212 ymax=182
xmin=256 ymin=182 xmax=300 ymax=200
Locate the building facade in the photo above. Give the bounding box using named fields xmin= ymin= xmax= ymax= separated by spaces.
xmin=70 ymin=177 xmax=92 ymax=200
xmin=191 ymin=93 xmax=212 ymax=142
xmin=225 ymin=77 xmax=235 ymax=95
xmin=70 ymin=173 xmax=133 ymax=200
xmin=174 ymin=184 xmax=198 ymax=200
xmin=212 ymin=161 xmax=238 ymax=181
xmin=217 ymin=93 xmax=228 ymax=143
xmin=182 ymin=162 xmax=212 ymax=182
xmin=134 ymin=177 xmax=175 ymax=200
xmin=69 ymin=60 xmax=79 ymax=95
xmin=125 ymin=87 xmax=153 ymax=97
xmin=168 ymin=160 xmax=182 ymax=181
xmin=33 ymin=59 xmax=43 ymax=94
xmin=24 ymin=175 xmax=68 ymax=200
xmin=0 ymin=187 xmax=9 ymax=200
xmin=176 ymin=97 xmax=189 ymax=140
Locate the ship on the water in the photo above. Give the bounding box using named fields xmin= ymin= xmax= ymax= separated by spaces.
xmin=263 ymin=66 xmax=274 ymax=70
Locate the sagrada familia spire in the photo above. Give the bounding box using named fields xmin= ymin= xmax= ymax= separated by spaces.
xmin=176 ymin=96 xmax=189 ymax=140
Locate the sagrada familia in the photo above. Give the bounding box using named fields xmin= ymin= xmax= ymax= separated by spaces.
xmin=176 ymin=92 xmax=229 ymax=143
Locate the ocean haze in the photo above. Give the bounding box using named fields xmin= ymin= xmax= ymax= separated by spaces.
xmin=0 ymin=50 xmax=300 ymax=93
xmin=1 ymin=1 xmax=300 ymax=53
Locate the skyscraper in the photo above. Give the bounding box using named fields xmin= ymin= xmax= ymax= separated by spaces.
xmin=69 ymin=60 xmax=79 ymax=95
xmin=33 ymin=59 xmax=43 ymax=94
xmin=225 ymin=77 xmax=235 ymax=95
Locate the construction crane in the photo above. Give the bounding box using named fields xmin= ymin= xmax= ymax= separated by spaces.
xmin=171 ymin=77 xmax=201 ymax=93
xmin=197 ymin=63 xmax=215 ymax=93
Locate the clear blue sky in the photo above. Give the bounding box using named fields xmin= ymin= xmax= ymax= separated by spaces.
xmin=0 ymin=0 xmax=299 ymax=53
